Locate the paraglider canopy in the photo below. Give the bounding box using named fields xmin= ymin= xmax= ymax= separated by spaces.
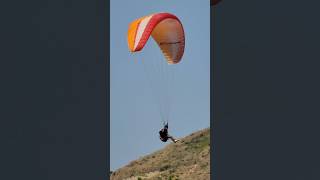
xmin=127 ymin=12 xmax=185 ymax=124
xmin=127 ymin=12 xmax=185 ymax=64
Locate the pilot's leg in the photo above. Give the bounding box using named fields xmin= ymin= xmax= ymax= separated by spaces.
xmin=168 ymin=136 xmax=179 ymax=143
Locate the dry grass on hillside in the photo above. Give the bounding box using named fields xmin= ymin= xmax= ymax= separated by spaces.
xmin=110 ymin=128 xmax=211 ymax=180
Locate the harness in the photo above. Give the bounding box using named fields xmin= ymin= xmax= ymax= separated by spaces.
xmin=159 ymin=128 xmax=169 ymax=142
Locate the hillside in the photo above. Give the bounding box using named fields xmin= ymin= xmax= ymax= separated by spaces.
xmin=110 ymin=128 xmax=211 ymax=180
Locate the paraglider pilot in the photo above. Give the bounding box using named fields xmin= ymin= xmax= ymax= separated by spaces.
xmin=159 ymin=123 xmax=179 ymax=143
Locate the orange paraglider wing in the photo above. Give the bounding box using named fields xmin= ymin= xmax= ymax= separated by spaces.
xmin=127 ymin=13 xmax=185 ymax=64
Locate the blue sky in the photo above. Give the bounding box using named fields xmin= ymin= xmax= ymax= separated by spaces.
xmin=110 ymin=0 xmax=210 ymax=170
